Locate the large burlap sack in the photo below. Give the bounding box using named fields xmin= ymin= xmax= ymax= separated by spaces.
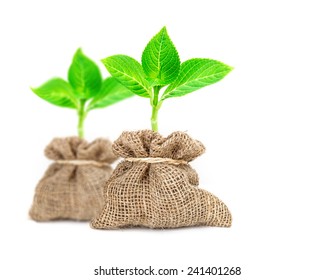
xmin=29 ymin=137 xmax=117 ymax=221
xmin=91 ymin=130 xmax=232 ymax=229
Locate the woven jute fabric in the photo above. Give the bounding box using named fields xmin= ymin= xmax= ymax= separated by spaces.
xmin=91 ymin=130 xmax=232 ymax=229
xmin=29 ymin=137 xmax=117 ymax=221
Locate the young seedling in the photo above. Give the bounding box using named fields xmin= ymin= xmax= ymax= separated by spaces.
xmin=31 ymin=48 xmax=134 ymax=138
xmin=102 ymin=27 xmax=233 ymax=132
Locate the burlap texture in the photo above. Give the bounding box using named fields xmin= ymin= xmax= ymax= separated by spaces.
xmin=91 ymin=130 xmax=232 ymax=229
xmin=29 ymin=137 xmax=117 ymax=221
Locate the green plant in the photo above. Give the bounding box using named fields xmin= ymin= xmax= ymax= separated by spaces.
xmin=102 ymin=27 xmax=233 ymax=132
xmin=31 ymin=48 xmax=134 ymax=138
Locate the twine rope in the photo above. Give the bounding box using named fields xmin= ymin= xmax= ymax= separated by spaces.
xmin=125 ymin=157 xmax=188 ymax=166
xmin=55 ymin=159 xmax=110 ymax=167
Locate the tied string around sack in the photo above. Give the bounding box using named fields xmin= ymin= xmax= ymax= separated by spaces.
xmin=125 ymin=157 xmax=188 ymax=166
xmin=55 ymin=159 xmax=111 ymax=168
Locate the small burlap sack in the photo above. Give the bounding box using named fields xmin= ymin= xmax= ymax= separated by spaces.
xmin=91 ymin=130 xmax=232 ymax=229
xmin=29 ymin=137 xmax=117 ymax=221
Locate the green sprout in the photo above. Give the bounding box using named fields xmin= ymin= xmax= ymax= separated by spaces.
xmin=102 ymin=27 xmax=233 ymax=131
xmin=31 ymin=48 xmax=134 ymax=138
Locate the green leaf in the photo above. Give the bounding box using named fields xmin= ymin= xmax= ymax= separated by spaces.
xmin=88 ymin=77 xmax=134 ymax=110
xmin=141 ymin=26 xmax=180 ymax=85
xmin=102 ymin=55 xmax=151 ymax=98
xmin=161 ymin=58 xmax=233 ymax=101
xmin=31 ymin=78 xmax=77 ymax=109
xmin=68 ymin=48 xmax=102 ymax=99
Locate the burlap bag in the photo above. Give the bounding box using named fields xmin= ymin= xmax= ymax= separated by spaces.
xmin=91 ymin=130 xmax=232 ymax=229
xmin=29 ymin=137 xmax=117 ymax=221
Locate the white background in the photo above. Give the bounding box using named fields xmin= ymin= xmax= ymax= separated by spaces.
xmin=1 ymin=0 xmax=334 ymax=279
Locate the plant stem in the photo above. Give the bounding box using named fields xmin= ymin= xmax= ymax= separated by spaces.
xmin=151 ymin=105 xmax=159 ymax=132
xmin=77 ymin=99 xmax=87 ymax=138
xmin=151 ymin=86 xmax=160 ymax=132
